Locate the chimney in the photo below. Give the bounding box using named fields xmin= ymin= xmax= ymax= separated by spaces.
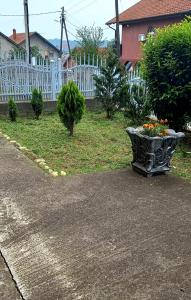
xmin=13 ymin=29 xmax=16 ymax=40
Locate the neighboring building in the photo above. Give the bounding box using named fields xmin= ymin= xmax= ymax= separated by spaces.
xmin=9 ymin=29 xmax=60 ymax=59
xmin=62 ymin=54 xmax=76 ymax=68
xmin=0 ymin=32 xmax=21 ymax=58
xmin=106 ymin=0 xmax=191 ymax=66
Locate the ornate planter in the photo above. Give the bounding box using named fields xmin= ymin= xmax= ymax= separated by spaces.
xmin=127 ymin=127 xmax=184 ymax=177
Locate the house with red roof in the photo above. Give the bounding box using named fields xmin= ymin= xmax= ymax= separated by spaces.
xmin=106 ymin=0 xmax=191 ymax=67
xmin=9 ymin=29 xmax=60 ymax=60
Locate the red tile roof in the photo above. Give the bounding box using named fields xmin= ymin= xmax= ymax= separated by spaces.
xmin=9 ymin=31 xmax=60 ymax=53
xmin=106 ymin=0 xmax=191 ymax=24
xmin=9 ymin=32 xmax=34 ymax=44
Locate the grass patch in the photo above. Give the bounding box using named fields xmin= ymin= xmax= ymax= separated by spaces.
xmin=0 ymin=112 xmax=132 ymax=175
xmin=0 ymin=112 xmax=190 ymax=181
xmin=171 ymin=134 xmax=191 ymax=181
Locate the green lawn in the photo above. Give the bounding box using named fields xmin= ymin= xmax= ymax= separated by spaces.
xmin=0 ymin=112 xmax=132 ymax=175
xmin=0 ymin=111 xmax=190 ymax=180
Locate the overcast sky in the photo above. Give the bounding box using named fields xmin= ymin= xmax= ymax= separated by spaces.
xmin=0 ymin=0 xmax=139 ymax=40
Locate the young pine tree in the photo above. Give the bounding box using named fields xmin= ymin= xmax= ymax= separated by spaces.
xmin=57 ymin=80 xmax=85 ymax=136
xmin=8 ymin=97 xmax=18 ymax=122
xmin=93 ymin=50 xmax=128 ymax=119
xmin=31 ymin=88 xmax=43 ymax=120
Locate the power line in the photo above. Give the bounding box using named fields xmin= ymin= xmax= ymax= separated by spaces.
xmin=0 ymin=10 xmax=60 ymax=17
xmin=66 ymin=19 xmax=79 ymax=30
xmin=72 ymin=0 xmax=96 ymax=14
xmin=67 ymin=12 xmax=82 ymax=26
xmin=67 ymin=0 xmax=91 ymax=12
xmin=67 ymin=29 xmax=77 ymax=39
xmin=65 ymin=23 xmax=78 ymax=38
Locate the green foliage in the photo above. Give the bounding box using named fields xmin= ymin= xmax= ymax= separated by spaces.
xmin=123 ymin=84 xmax=149 ymax=125
xmin=10 ymin=46 xmax=44 ymax=62
xmin=57 ymin=80 xmax=85 ymax=136
xmin=93 ymin=50 xmax=128 ymax=119
xmin=31 ymin=88 xmax=43 ymax=120
xmin=9 ymin=47 xmax=25 ymax=59
xmin=107 ymin=39 xmax=116 ymax=51
xmin=142 ymin=18 xmax=191 ymax=130
xmin=76 ymin=25 xmax=103 ymax=52
xmin=8 ymin=97 xmax=18 ymax=122
xmin=72 ymin=25 xmax=104 ymax=64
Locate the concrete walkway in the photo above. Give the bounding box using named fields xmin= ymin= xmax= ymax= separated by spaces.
xmin=0 ymin=136 xmax=191 ymax=300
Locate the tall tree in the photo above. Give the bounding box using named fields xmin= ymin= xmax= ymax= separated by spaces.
xmin=72 ymin=25 xmax=104 ymax=61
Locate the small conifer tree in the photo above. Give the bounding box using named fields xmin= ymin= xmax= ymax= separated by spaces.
xmin=57 ymin=80 xmax=85 ymax=136
xmin=93 ymin=50 xmax=128 ymax=119
xmin=8 ymin=97 xmax=18 ymax=122
xmin=123 ymin=84 xmax=149 ymax=125
xmin=31 ymin=88 xmax=43 ymax=120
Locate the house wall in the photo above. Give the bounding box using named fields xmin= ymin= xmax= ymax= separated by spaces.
xmin=0 ymin=36 xmax=16 ymax=58
xmin=121 ymin=16 xmax=183 ymax=64
xmin=20 ymin=35 xmax=59 ymax=60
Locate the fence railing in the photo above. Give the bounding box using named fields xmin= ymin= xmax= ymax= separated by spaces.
xmin=0 ymin=56 xmax=144 ymax=102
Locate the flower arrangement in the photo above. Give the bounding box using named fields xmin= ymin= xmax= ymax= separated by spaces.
xmin=141 ymin=119 xmax=169 ymax=137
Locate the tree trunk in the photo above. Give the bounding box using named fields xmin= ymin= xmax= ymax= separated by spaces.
xmin=69 ymin=123 xmax=74 ymax=136
xmin=106 ymin=109 xmax=111 ymax=119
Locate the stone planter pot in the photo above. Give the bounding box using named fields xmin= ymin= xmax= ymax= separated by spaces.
xmin=127 ymin=127 xmax=185 ymax=177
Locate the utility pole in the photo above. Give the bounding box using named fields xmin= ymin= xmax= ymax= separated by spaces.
xmin=60 ymin=7 xmax=71 ymax=57
xmin=23 ymin=0 xmax=31 ymax=63
xmin=59 ymin=7 xmax=64 ymax=57
xmin=115 ymin=0 xmax=120 ymax=58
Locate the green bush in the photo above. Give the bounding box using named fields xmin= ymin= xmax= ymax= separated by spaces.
xmin=142 ymin=18 xmax=191 ymax=130
xmin=8 ymin=97 xmax=18 ymax=122
xmin=93 ymin=50 xmax=128 ymax=119
xmin=57 ymin=80 xmax=85 ymax=136
xmin=123 ymin=84 xmax=149 ymax=125
xmin=31 ymin=88 xmax=43 ymax=119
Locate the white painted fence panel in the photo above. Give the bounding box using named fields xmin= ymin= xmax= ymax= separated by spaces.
xmin=0 ymin=56 xmax=144 ymax=102
xmin=0 ymin=57 xmax=101 ymax=102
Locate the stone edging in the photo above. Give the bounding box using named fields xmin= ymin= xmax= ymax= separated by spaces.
xmin=0 ymin=131 xmax=66 ymax=177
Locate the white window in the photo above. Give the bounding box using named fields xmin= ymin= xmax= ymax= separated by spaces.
xmin=138 ymin=34 xmax=146 ymax=42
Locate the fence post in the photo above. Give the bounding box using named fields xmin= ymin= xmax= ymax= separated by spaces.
xmin=50 ymin=60 xmax=56 ymax=101
xmin=32 ymin=56 xmax=36 ymax=66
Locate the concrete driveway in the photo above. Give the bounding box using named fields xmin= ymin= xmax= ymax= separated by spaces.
xmin=0 ymin=137 xmax=191 ymax=300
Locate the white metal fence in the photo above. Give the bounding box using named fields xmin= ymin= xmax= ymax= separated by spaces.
xmin=0 ymin=56 xmax=144 ymax=102
xmin=0 ymin=56 xmax=102 ymax=102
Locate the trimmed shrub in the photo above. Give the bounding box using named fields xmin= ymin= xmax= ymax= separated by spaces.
xmin=31 ymin=88 xmax=43 ymax=119
xmin=57 ymin=80 xmax=85 ymax=136
xmin=93 ymin=50 xmax=128 ymax=119
xmin=142 ymin=18 xmax=191 ymax=130
xmin=8 ymin=97 xmax=18 ymax=122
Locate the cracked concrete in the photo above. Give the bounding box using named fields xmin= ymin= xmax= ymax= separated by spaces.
xmin=0 ymin=136 xmax=191 ymax=299
xmin=0 ymin=251 xmax=22 ymax=300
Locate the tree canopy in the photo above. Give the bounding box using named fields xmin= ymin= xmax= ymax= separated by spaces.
xmin=72 ymin=25 xmax=104 ymax=60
